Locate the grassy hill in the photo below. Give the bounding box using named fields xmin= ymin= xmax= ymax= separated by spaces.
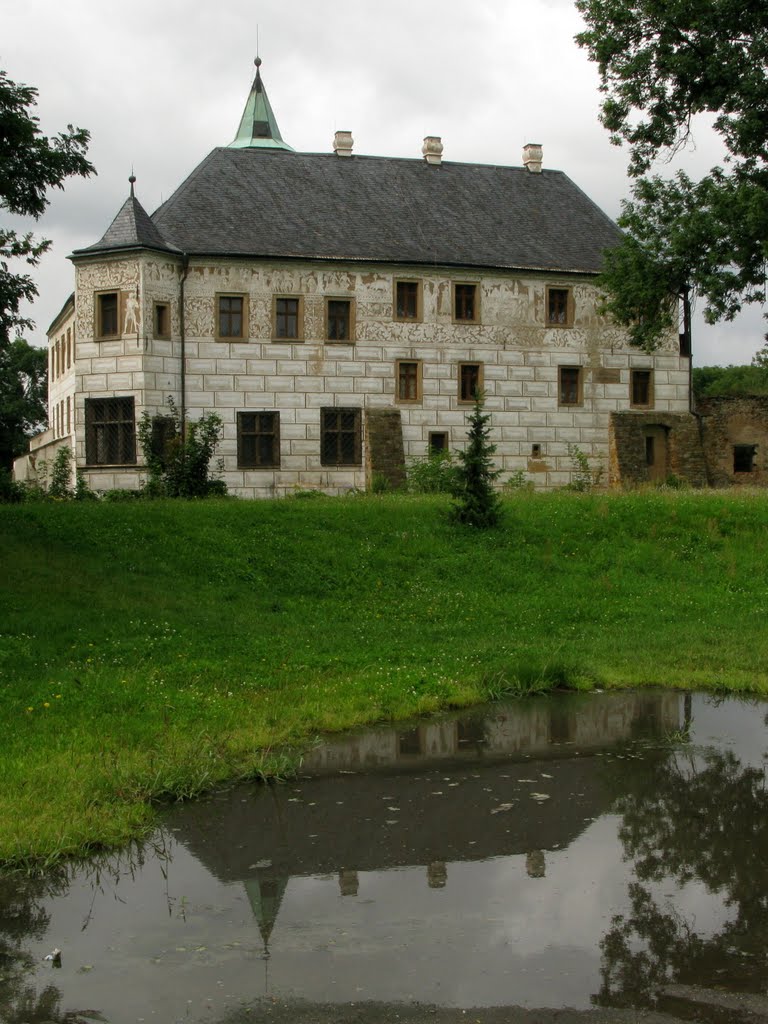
xmin=2 ymin=490 xmax=768 ymax=867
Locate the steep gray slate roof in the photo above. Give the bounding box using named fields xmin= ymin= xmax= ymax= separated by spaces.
xmin=75 ymin=193 xmax=180 ymax=256
xmin=151 ymin=148 xmax=620 ymax=274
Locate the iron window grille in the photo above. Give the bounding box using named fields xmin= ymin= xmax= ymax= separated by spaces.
xmin=237 ymin=412 xmax=281 ymax=468
xmin=85 ymin=397 xmax=136 ymax=465
xmin=321 ymin=408 xmax=362 ymax=466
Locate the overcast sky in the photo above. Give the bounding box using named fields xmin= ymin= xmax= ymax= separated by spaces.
xmin=4 ymin=0 xmax=765 ymax=365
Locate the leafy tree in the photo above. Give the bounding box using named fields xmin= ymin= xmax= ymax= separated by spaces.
xmin=692 ymin=362 xmax=768 ymax=399
xmin=0 ymin=337 xmax=47 ymax=469
xmin=1 ymin=68 xmax=94 ymax=345
xmin=576 ymin=0 xmax=768 ymax=350
xmin=449 ymin=392 xmax=502 ymax=528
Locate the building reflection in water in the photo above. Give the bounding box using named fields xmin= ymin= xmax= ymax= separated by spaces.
xmin=172 ymin=691 xmax=679 ymax=953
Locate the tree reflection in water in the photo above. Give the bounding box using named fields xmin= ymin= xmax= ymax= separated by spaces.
xmin=595 ymin=742 xmax=768 ymax=1011
xmin=0 ymin=839 xmax=166 ymax=1024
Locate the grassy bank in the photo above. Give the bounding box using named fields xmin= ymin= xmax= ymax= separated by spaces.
xmin=2 ymin=489 xmax=768 ymax=868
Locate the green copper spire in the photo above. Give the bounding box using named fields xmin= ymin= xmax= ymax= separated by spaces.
xmin=229 ymin=57 xmax=294 ymax=151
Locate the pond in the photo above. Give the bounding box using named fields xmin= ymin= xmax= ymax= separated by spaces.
xmin=2 ymin=690 xmax=768 ymax=1024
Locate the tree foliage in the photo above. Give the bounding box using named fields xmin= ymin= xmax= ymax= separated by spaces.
xmin=0 ymin=67 xmax=94 ymax=345
xmin=576 ymin=0 xmax=768 ymax=349
xmin=449 ymin=392 xmax=502 ymax=528
xmin=0 ymin=338 xmax=47 ymax=469
xmin=692 ymin=361 xmax=768 ymax=400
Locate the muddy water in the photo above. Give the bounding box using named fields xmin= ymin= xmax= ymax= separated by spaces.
xmin=2 ymin=690 xmax=768 ymax=1024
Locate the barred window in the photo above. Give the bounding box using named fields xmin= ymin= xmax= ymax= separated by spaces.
xmin=237 ymin=412 xmax=280 ymax=468
xmin=321 ymin=408 xmax=362 ymax=466
xmin=85 ymin=397 xmax=136 ymax=465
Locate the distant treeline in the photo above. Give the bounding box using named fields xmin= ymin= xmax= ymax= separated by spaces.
xmin=693 ymin=346 xmax=768 ymax=398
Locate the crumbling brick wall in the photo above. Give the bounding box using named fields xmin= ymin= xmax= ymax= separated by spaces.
xmin=609 ymin=412 xmax=708 ymax=487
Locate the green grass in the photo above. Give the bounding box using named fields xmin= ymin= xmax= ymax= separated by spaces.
xmin=2 ymin=489 xmax=768 ymax=868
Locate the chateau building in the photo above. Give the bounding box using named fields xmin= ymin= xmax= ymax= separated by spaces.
xmin=30 ymin=60 xmax=697 ymax=496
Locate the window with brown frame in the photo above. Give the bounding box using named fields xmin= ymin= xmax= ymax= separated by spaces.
xmin=66 ymin=329 xmax=71 ymax=368
xmin=396 ymin=360 xmax=422 ymax=402
xmin=395 ymin=280 xmax=421 ymax=321
xmin=216 ymin=294 xmax=247 ymax=340
xmin=153 ymin=302 xmax=171 ymax=340
xmin=558 ymin=366 xmax=582 ymax=406
xmin=546 ymin=287 xmax=572 ymax=327
xmin=630 ymin=369 xmax=653 ymax=408
xmin=237 ymin=411 xmax=280 ymax=469
xmin=273 ymin=296 xmax=303 ymax=341
xmin=85 ymin=397 xmax=136 ymax=465
xmin=326 ymin=298 xmax=354 ymax=342
xmin=96 ymin=291 xmax=120 ymax=339
xmin=321 ymin=407 xmax=362 ymax=466
xmin=454 ymin=283 xmax=479 ymax=323
xmin=459 ymin=362 xmax=483 ymax=402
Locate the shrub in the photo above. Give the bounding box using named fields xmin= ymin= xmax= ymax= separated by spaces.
xmin=407 ymin=450 xmax=459 ymax=494
xmin=565 ymin=443 xmax=603 ymax=492
xmin=138 ymin=398 xmax=226 ymax=498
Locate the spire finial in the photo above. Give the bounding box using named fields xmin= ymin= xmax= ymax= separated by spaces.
xmin=255 ymin=56 xmax=262 ymax=68
xmin=129 ymin=172 xmax=136 ymax=198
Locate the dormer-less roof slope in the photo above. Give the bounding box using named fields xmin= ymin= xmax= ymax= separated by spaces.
xmin=151 ymin=147 xmax=621 ymax=275
xmin=74 ymin=185 xmax=179 ymax=257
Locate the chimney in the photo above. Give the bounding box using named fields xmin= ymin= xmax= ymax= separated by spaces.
xmin=523 ymin=143 xmax=543 ymax=173
xmin=422 ymin=136 xmax=443 ymax=166
xmin=333 ymin=130 xmax=354 ymax=157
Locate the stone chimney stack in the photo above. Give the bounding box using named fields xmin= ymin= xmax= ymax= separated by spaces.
xmin=422 ymin=136 xmax=443 ymax=166
xmin=523 ymin=143 xmax=543 ymax=173
xmin=333 ymin=130 xmax=354 ymax=157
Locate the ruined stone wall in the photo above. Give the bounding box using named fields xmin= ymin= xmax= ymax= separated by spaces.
xmin=609 ymin=411 xmax=708 ymax=487
xmin=697 ymin=396 xmax=768 ymax=487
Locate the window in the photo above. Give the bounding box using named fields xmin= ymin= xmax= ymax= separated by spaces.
xmin=630 ymin=369 xmax=653 ymax=408
xmin=734 ymin=445 xmax=757 ymax=473
xmin=546 ymin=286 xmax=572 ymax=327
xmin=645 ymin=435 xmax=656 ymax=466
xmin=397 ymin=360 xmax=422 ymax=402
xmin=531 ymin=443 xmax=542 ymax=459
xmin=429 ymin=432 xmax=448 ymax=454
xmin=273 ymin=296 xmax=303 ymax=341
xmin=326 ymin=298 xmax=354 ymax=342
xmin=321 ymin=407 xmax=362 ymax=466
xmin=66 ymin=396 xmax=71 ymax=435
xmin=558 ymin=366 xmax=582 ymax=406
xmin=85 ymin=397 xmax=136 ymax=465
xmin=66 ymin=329 xmax=71 ymax=369
xmin=96 ymin=291 xmax=120 ymax=339
xmin=216 ymin=294 xmax=247 ymax=340
xmin=237 ymin=412 xmax=280 ymax=469
xmin=454 ymin=283 xmax=479 ymax=323
xmin=153 ymin=302 xmax=171 ymax=339
xmin=459 ymin=362 xmax=483 ymax=403
xmin=395 ymin=280 xmax=421 ymax=321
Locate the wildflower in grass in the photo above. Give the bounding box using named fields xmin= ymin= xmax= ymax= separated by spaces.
xmin=26 ymin=707 xmax=33 ymax=712
xmin=43 ymin=702 xmax=50 ymax=708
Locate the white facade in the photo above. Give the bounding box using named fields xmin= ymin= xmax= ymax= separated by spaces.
xmin=60 ymin=250 xmax=687 ymax=496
